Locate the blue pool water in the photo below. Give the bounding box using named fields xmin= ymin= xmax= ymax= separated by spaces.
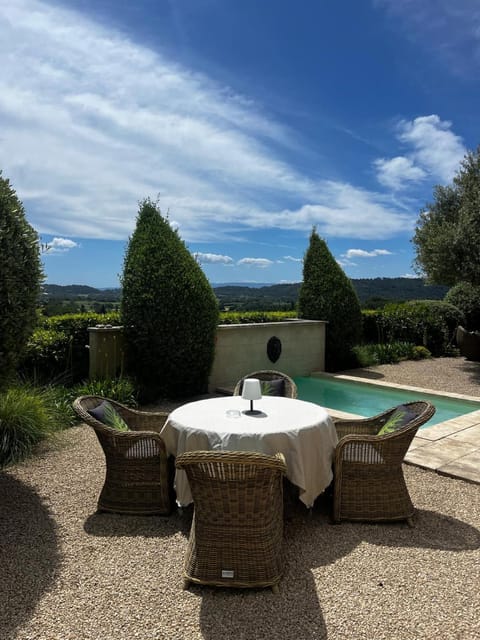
xmin=295 ymin=376 xmax=480 ymax=428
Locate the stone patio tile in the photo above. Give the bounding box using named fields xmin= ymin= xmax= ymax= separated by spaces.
xmin=408 ymin=435 xmax=431 ymax=451
xmin=404 ymin=438 xmax=477 ymax=470
xmin=446 ymin=424 xmax=480 ymax=445
xmin=418 ymin=420 xmax=473 ymax=441
xmin=438 ymin=450 xmax=480 ymax=484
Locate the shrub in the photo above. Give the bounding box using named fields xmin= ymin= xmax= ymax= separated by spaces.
xmin=121 ymin=199 xmax=219 ymax=401
xmin=0 ymin=386 xmax=63 ymax=467
xmin=0 ymin=172 xmax=43 ymax=388
xmin=298 ymin=228 xmax=362 ymax=370
xmin=444 ymin=282 xmax=480 ymax=330
xmin=72 ymin=377 xmax=138 ymax=407
xmin=219 ymin=310 xmax=297 ymax=324
xmin=352 ymin=341 xmax=417 ymax=366
xmin=20 ymin=328 xmax=72 ymax=384
xmin=362 ymin=300 xmax=463 ymax=356
xmin=411 ymin=345 xmax=432 ymax=360
xmin=20 ymin=311 xmax=120 ymax=383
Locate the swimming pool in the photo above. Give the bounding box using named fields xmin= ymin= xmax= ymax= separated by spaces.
xmin=294 ymin=374 xmax=480 ymax=428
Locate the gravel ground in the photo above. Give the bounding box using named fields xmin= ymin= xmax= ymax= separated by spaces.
xmin=340 ymin=356 xmax=480 ymax=397
xmin=1 ymin=358 xmax=480 ymax=640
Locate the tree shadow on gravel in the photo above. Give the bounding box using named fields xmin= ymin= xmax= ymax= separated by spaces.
xmin=456 ymin=358 xmax=480 ymax=385
xmin=83 ymin=505 xmax=193 ymax=539
xmin=197 ymin=499 xmax=480 ymax=640
xmin=0 ymin=473 xmax=60 ymax=640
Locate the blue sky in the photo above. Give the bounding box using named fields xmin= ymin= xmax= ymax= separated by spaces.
xmin=1 ymin=0 xmax=479 ymax=287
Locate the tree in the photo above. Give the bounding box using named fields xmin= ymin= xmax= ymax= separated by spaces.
xmin=121 ymin=199 xmax=219 ymax=401
xmin=297 ymin=228 xmax=362 ymax=371
xmin=413 ymin=145 xmax=480 ymax=286
xmin=0 ymin=172 xmax=44 ymax=388
xmin=444 ymin=282 xmax=480 ymax=330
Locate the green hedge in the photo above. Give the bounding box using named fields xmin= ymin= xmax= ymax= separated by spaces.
xmin=21 ymin=310 xmax=298 ymax=384
xmin=361 ymin=300 xmax=463 ymax=356
xmin=20 ymin=312 xmax=121 ymax=383
xmin=219 ymin=310 xmax=297 ymax=324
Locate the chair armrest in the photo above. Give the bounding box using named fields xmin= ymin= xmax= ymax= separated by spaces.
xmin=334 ymin=420 xmax=380 ymax=440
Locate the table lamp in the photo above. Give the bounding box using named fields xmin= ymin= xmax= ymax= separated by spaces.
xmin=242 ymin=378 xmax=262 ymax=415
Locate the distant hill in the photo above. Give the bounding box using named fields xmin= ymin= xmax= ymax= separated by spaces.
xmin=43 ymin=278 xmax=450 ymax=310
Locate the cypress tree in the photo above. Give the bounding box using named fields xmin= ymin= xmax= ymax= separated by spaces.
xmin=121 ymin=199 xmax=219 ymax=401
xmin=298 ymin=228 xmax=362 ymax=371
xmin=0 ymin=172 xmax=43 ymax=388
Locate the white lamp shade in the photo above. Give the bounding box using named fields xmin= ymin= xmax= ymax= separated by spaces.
xmin=241 ymin=378 xmax=262 ymax=401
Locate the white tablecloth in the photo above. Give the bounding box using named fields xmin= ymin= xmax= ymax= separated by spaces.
xmin=160 ymin=396 xmax=338 ymax=507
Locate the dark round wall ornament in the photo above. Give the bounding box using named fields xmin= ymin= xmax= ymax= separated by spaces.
xmin=267 ymin=336 xmax=282 ymax=363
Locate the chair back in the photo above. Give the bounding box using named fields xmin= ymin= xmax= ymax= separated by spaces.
xmin=376 ymin=400 xmax=435 ymax=434
xmin=373 ymin=400 xmax=435 ymax=462
xmin=176 ymin=450 xmax=286 ymax=589
xmin=233 ymin=370 xmax=298 ymax=398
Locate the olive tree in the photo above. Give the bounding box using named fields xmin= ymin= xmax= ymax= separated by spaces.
xmin=121 ymin=199 xmax=219 ymax=401
xmin=0 ymin=172 xmax=44 ymax=388
xmin=413 ymin=145 xmax=480 ymax=286
xmin=298 ymin=228 xmax=362 ymax=371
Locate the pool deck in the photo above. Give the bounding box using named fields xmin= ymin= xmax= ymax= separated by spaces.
xmin=323 ymin=373 xmax=480 ymax=486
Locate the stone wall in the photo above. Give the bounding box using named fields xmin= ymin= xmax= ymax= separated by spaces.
xmin=209 ymin=319 xmax=326 ymax=392
xmin=87 ymin=319 xmax=326 ymax=391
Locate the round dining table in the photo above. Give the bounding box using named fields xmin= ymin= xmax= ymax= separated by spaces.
xmin=160 ymin=395 xmax=338 ymax=508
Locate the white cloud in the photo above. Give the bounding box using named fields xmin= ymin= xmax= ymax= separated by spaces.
xmin=374 ymin=115 xmax=466 ymax=189
xmin=194 ymin=252 xmax=233 ymax=264
xmin=45 ymin=237 xmax=78 ymax=254
xmin=344 ymin=249 xmax=393 ymax=259
xmin=374 ymin=156 xmax=426 ymax=190
xmin=237 ymin=258 xmax=274 ymax=268
xmin=260 ymin=182 xmax=414 ymax=240
xmin=400 ymin=273 xmax=420 ymax=279
xmin=283 ymin=255 xmax=302 ymax=262
xmin=398 ymin=115 xmax=466 ymax=183
xmin=0 ymin=0 xmax=417 ymax=243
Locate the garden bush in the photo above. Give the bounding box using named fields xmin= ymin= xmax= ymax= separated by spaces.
xmin=0 ymin=172 xmax=43 ymax=388
xmin=0 ymin=386 xmax=65 ymax=467
xmin=121 ymin=199 xmax=219 ymax=401
xmin=352 ymin=341 xmax=419 ymax=367
xmin=298 ymin=228 xmax=362 ymax=370
xmin=444 ymin=282 xmax=480 ymax=330
xmin=20 ymin=311 xmax=120 ymax=383
xmin=361 ymin=300 xmax=463 ymax=356
xmin=72 ymin=377 xmax=137 ymax=407
xmin=219 ymin=310 xmax=297 ymax=324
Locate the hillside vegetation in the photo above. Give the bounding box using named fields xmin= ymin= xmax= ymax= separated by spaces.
xmin=42 ymin=277 xmax=449 ymax=313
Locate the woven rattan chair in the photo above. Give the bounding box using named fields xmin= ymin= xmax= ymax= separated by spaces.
xmin=333 ymin=401 xmax=436 ymax=525
xmin=233 ymin=370 xmax=298 ymax=398
xmin=176 ymin=450 xmax=287 ymax=593
xmin=73 ymin=395 xmax=173 ymax=515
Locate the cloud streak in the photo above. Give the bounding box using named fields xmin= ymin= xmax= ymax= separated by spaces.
xmin=343 ymin=249 xmax=393 ymax=259
xmin=237 ymin=258 xmax=274 ymax=268
xmin=0 ymin=1 xmax=427 ymax=244
xmin=194 ymin=252 xmax=233 ymax=264
xmin=376 ymin=0 xmax=480 ymax=77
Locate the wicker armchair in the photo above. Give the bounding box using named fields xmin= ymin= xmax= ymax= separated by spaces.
xmin=333 ymin=401 xmax=436 ymax=524
xmin=233 ymin=370 xmax=298 ymax=398
xmin=73 ymin=395 xmax=173 ymax=515
xmin=176 ymin=450 xmax=287 ymax=592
